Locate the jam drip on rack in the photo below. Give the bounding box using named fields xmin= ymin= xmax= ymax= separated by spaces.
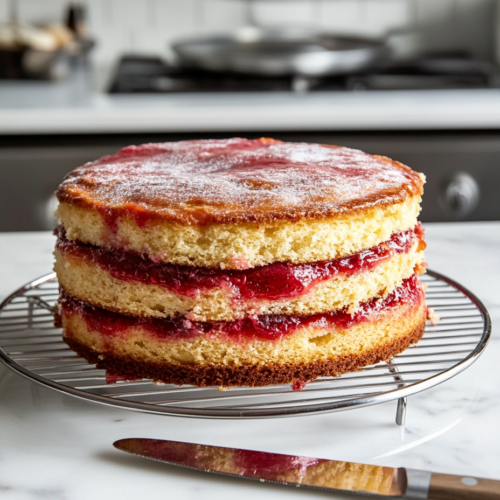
xmin=56 ymin=225 xmax=422 ymax=301
xmin=59 ymin=275 xmax=423 ymax=343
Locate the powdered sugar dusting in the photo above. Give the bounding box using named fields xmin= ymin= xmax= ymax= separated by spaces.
xmin=57 ymin=138 xmax=423 ymax=225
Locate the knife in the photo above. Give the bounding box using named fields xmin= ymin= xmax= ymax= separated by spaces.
xmin=113 ymin=438 xmax=500 ymax=499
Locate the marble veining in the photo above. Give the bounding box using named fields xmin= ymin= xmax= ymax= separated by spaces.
xmin=0 ymin=222 xmax=499 ymax=500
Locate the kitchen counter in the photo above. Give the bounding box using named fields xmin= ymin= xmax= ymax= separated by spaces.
xmin=0 ymin=222 xmax=499 ymax=500
xmin=3 ymin=75 xmax=500 ymax=134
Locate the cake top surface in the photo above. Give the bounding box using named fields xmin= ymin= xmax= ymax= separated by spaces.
xmin=57 ymin=138 xmax=424 ymax=225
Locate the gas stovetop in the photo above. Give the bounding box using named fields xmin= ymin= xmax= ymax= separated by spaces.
xmin=108 ymin=53 xmax=500 ymax=94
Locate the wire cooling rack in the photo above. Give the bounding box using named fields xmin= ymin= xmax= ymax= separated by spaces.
xmin=0 ymin=271 xmax=490 ymax=423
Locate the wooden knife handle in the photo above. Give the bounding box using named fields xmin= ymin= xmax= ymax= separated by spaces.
xmin=429 ymin=473 xmax=500 ymax=499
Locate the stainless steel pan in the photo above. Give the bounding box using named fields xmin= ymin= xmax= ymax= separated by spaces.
xmin=172 ymin=29 xmax=391 ymax=77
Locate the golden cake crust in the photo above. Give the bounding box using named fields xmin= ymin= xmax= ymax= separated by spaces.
xmin=56 ymin=138 xmax=424 ymax=227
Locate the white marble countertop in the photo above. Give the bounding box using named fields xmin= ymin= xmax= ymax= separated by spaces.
xmin=3 ymin=74 xmax=500 ymax=134
xmin=0 ymin=223 xmax=499 ymax=499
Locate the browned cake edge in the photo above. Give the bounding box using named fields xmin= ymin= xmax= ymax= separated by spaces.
xmin=63 ymin=318 xmax=425 ymax=387
xmin=57 ymin=181 xmax=422 ymax=227
xmin=56 ymin=141 xmax=424 ymax=227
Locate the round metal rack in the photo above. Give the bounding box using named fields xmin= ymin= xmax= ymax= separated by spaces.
xmin=0 ymin=271 xmax=490 ymax=423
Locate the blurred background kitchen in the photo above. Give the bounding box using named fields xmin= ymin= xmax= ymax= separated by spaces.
xmin=1 ymin=0 xmax=500 ymax=231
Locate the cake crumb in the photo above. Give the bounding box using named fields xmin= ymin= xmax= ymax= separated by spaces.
xmin=229 ymin=253 xmax=252 ymax=270
xmin=414 ymin=262 xmax=428 ymax=275
xmin=426 ymin=307 xmax=440 ymax=325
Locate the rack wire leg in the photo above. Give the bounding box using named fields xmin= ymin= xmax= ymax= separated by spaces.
xmin=27 ymin=297 xmax=34 ymax=328
xmin=396 ymin=397 xmax=407 ymax=426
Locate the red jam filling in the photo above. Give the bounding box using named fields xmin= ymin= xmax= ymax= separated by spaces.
xmin=105 ymin=373 xmax=141 ymax=384
xmin=291 ymin=380 xmax=308 ymax=391
xmin=60 ymin=274 xmax=423 ymax=343
xmin=56 ymin=226 xmax=421 ymax=301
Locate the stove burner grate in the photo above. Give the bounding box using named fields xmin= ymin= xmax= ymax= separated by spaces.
xmin=108 ymin=54 xmax=500 ymax=94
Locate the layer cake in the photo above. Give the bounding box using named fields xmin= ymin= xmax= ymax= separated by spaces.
xmin=54 ymin=138 xmax=427 ymax=387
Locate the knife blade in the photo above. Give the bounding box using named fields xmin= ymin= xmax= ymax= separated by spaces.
xmin=113 ymin=438 xmax=500 ymax=499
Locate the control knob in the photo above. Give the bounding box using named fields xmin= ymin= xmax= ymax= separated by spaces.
xmin=440 ymin=172 xmax=480 ymax=218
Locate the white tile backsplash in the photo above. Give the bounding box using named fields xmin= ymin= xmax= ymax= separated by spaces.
xmin=318 ymin=0 xmax=366 ymax=34
xmin=201 ymin=0 xmax=246 ymax=31
xmin=412 ymin=0 xmax=455 ymax=24
xmin=0 ymin=0 xmax=495 ymax=67
xmin=252 ymin=1 xmax=315 ymax=26
xmin=318 ymin=0 xmax=411 ymax=36
xmin=362 ymin=0 xmax=411 ymax=32
xmin=16 ymin=0 xmax=66 ymax=24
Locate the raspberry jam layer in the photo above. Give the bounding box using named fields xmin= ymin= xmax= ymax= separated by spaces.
xmin=56 ymin=225 xmax=423 ymax=301
xmin=60 ymin=274 xmax=424 ymax=343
